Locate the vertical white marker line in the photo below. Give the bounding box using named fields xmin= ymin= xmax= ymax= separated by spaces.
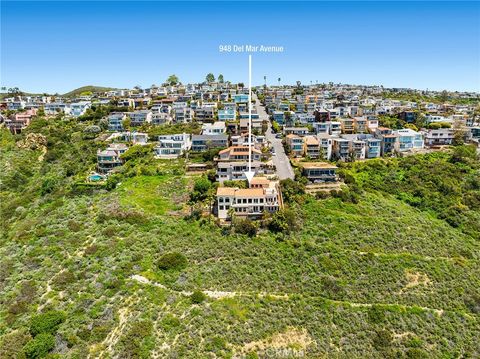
xmin=248 ymin=54 xmax=252 ymax=174
xmin=245 ymin=54 xmax=254 ymax=184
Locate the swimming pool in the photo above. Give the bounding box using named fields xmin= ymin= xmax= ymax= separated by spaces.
xmin=89 ymin=174 xmax=104 ymax=181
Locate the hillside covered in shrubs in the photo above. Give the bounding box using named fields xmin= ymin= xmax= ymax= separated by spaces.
xmin=0 ymin=119 xmax=479 ymax=358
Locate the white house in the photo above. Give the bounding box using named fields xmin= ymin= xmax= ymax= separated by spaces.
xmin=154 ymin=133 xmax=191 ymax=158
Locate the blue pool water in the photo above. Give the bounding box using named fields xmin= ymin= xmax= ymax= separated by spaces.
xmin=89 ymin=174 xmax=103 ymax=181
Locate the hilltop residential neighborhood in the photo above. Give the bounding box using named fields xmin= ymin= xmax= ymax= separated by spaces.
xmin=2 ymin=80 xmax=480 ymax=221
xmin=3 ymin=0 xmax=480 ymax=356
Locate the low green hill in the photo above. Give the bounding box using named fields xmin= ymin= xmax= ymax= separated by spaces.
xmin=62 ymin=85 xmax=118 ymax=97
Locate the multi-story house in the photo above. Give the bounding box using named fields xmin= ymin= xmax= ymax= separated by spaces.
xmin=375 ymin=127 xmax=399 ymax=155
xmin=218 ymin=146 xmax=262 ymax=162
xmin=340 ymin=118 xmax=355 ymax=134
xmin=272 ymin=111 xmax=285 ymax=125
xmin=366 ymin=116 xmax=379 ymax=133
xmin=151 ymin=112 xmax=172 ymax=125
xmin=330 ymin=121 xmax=342 ymax=136
xmin=234 ymin=94 xmax=249 ymax=103
xmin=303 ymin=136 xmax=321 ymax=159
xmin=285 ymin=134 xmax=304 ymax=157
xmin=191 ymin=134 xmax=228 ymax=152
xmin=332 ymin=138 xmax=352 ymax=161
xmin=352 ymin=139 xmax=366 ymax=159
xmin=7 ymin=100 xmax=26 ymax=111
xmin=398 ymin=111 xmax=417 ymax=123
xmin=216 ymin=161 xmax=269 ymax=182
xmin=424 ymin=128 xmax=455 ymax=146
xmin=173 ymin=107 xmax=192 ymax=123
xmin=239 ymin=117 xmax=263 ymax=133
xmin=317 ymin=134 xmax=333 ymax=160
xmin=394 ymin=129 xmax=424 ymax=151
xmin=202 ymin=121 xmax=226 ymax=135
xmin=230 ymin=134 xmax=267 ymax=149
xmin=194 ymin=106 xmax=215 ymax=122
xmin=97 ymin=143 xmax=128 ymax=173
xmin=218 ymin=108 xmax=236 ymax=121
xmin=108 ymin=112 xmax=126 ymax=131
xmin=353 ymin=116 xmax=368 ymax=133
xmin=299 ymin=162 xmax=338 ymax=183
xmin=365 ymin=137 xmax=381 ymax=158
xmin=128 ymin=110 xmax=152 ymax=126
xmin=5 ymin=109 xmax=36 ymax=134
xmin=155 ymin=133 xmax=191 ymax=158
xmin=44 ymin=102 xmax=68 ymax=115
xmin=216 ymin=178 xmax=282 ymax=219
xmin=69 ymin=101 xmax=91 ymax=117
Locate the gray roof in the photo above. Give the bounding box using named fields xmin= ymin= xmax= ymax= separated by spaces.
xmin=192 ymin=134 xmax=228 ymax=141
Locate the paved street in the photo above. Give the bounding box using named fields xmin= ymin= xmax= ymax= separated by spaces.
xmin=253 ymin=94 xmax=294 ymax=180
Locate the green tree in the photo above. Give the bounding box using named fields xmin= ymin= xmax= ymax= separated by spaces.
xmin=206 ymin=73 xmax=215 ymax=83
xmin=166 ymin=74 xmax=179 ymax=86
xmin=218 ymin=74 xmax=224 ymax=83
xmin=122 ymin=117 xmax=131 ymax=130
xmin=439 ymin=90 xmax=449 ymax=103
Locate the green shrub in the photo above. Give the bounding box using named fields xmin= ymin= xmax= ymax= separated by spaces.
xmin=190 ymin=176 xmax=212 ymax=202
xmin=190 ymin=290 xmax=206 ymax=304
xmin=406 ymin=348 xmax=429 ymax=359
xmin=367 ymin=305 xmax=386 ymax=324
xmin=158 ymin=252 xmax=188 ymax=270
xmin=280 ymin=179 xmax=305 ymax=203
xmin=118 ymin=320 xmax=153 ymax=358
xmin=268 ymin=208 xmax=298 ymax=233
xmin=23 ymin=333 xmax=55 ymax=359
xmin=0 ymin=329 xmax=31 ymax=358
xmin=233 ymin=218 xmax=258 ymax=237
xmin=373 ymin=329 xmax=393 ymax=349
xmin=40 ymin=178 xmax=57 ymax=195
xmin=29 ymin=311 xmax=66 ymax=337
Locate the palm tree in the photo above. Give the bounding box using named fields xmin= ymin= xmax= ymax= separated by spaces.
xmin=277 ymin=78 xmax=281 ymax=87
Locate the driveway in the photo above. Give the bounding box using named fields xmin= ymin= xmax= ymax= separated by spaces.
xmin=253 ymin=94 xmax=294 ymax=180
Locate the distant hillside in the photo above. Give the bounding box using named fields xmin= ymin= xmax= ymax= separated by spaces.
xmin=63 ymin=85 xmax=118 ymax=97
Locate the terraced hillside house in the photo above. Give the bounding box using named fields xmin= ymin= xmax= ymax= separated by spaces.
xmin=216 ymin=161 xmax=270 ymax=182
xmin=108 ymin=112 xmax=126 ymax=131
xmin=218 ymin=145 xmax=262 ymax=162
xmin=155 ymin=133 xmax=191 ymax=158
xmin=300 ymin=162 xmax=338 ymax=183
xmin=128 ymin=110 xmax=152 ymax=126
xmin=424 ymin=128 xmax=455 ymax=146
xmin=191 ymin=134 xmax=228 ymax=152
xmin=5 ymin=109 xmax=37 ymax=134
xmin=393 ymin=128 xmax=424 ymax=151
xmin=216 ymin=178 xmax=282 ymax=219
xmin=218 ymin=108 xmax=236 ymax=121
xmin=97 ymin=143 xmax=128 ymax=173
xmin=69 ymin=101 xmax=91 ymax=117
xmin=285 ymin=134 xmax=304 ymax=157
xmin=202 ymin=121 xmax=226 ymax=135
xmin=303 ymin=136 xmax=321 ymax=159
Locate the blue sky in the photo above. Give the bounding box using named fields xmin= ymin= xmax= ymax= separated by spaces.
xmin=1 ymin=1 xmax=479 ymax=93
